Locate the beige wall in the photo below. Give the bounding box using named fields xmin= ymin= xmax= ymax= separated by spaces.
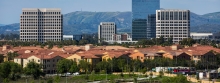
xmin=42 ymin=56 xmax=63 ymax=73
xmin=14 ymin=55 xmax=64 ymax=74
xmin=67 ymin=54 xmax=82 ymax=64
xmin=14 ymin=58 xmax=22 ymax=65
xmin=130 ymin=52 xmax=145 ymax=62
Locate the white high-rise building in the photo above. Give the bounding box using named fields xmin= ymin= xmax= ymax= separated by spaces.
xmin=98 ymin=22 xmax=116 ymax=43
xmin=20 ymin=8 xmax=63 ymax=43
xmin=156 ymin=10 xmax=190 ymax=43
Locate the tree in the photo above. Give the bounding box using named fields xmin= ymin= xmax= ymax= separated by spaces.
xmin=7 ymin=52 xmax=19 ymax=61
xmin=79 ymin=60 xmax=90 ymax=74
xmin=96 ymin=60 xmax=110 ymax=73
xmin=179 ymin=38 xmax=195 ymax=46
xmin=78 ymin=39 xmax=88 ymax=45
xmin=54 ymin=75 xmax=60 ymax=83
xmin=9 ymin=62 xmax=22 ymax=80
xmin=69 ymin=61 xmax=79 ymax=73
xmin=117 ymin=58 xmax=126 ymax=72
xmin=0 ymin=54 xmax=4 ymax=63
xmin=23 ymin=61 xmax=44 ymax=79
xmin=131 ymin=59 xmax=142 ymax=72
xmin=56 ymin=59 xmax=72 ymax=74
xmin=0 ymin=62 xmax=11 ymax=79
xmin=159 ymin=71 xmax=164 ymax=78
xmin=0 ymin=62 xmax=22 ymax=81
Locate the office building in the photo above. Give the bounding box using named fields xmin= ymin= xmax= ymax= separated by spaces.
xmin=20 ymin=8 xmax=63 ymax=43
xmin=209 ymin=32 xmax=220 ymax=41
xmin=63 ymin=35 xmax=82 ymax=41
xmin=190 ymin=32 xmax=212 ymax=40
xmin=73 ymin=35 xmax=82 ymax=41
xmin=132 ymin=0 xmax=160 ymax=40
xmin=156 ymin=10 xmax=190 ymax=43
xmin=112 ymin=33 xmax=137 ymax=44
xmin=112 ymin=33 xmax=132 ymax=41
xmin=147 ymin=14 xmax=157 ymax=38
xmin=98 ymin=22 xmax=116 ymax=43
xmin=63 ymin=35 xmax=73 ymax=40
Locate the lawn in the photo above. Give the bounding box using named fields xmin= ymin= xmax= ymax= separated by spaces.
xmin=8 ymin=73 xmax=146 ymax=83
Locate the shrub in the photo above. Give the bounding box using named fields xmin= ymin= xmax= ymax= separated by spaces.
xmin=47 ymin=78 xmax=53 ymax=83
xmin=159 ymin=71 xmax=164 ymax=78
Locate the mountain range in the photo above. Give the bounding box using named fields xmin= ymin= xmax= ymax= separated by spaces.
xmin=0 ymin=24 xmax=5 ymax=26
xmin=0 ymin=11 xmax=220 ymax=34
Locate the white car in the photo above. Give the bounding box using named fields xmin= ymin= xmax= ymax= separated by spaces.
xmin=73 ymin=72 xmax=79 ymax=75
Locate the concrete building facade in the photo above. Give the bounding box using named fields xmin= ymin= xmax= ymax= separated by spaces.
xmin=98 ymin=22 xmax=116 ymax=43
xmin=156 ymin=10 xmax=190 ymax=43
xmin=20 ymin=8 xmax=63 ymax=43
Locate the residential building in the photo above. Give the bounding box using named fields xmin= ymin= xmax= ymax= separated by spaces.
xmin=163 ymin=52 xmax=191 ymax=60
xmin=130 ymin=50 xmax=163 ymax=62
xmin=102 ymin=51 xmax=130 ymax=61
xmin=132 ymin=0 xmax=160 ymax=40
xmin=156 ymin=9 xmax=190 ymax=43
xmin=20 ymin=8 xmax=63 ymax=43
xmin=98 ymin=22 xmax=116 ymax=43
xmin=190 ymin=32 xmax=212 ymax=40
xmin=13 ymin=50 xmax=69 ymax=74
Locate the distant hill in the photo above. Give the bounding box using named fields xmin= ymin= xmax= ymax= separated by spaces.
xmin=0 ymin=24 xmax=5 ymax=26
xmin=0 ymin=23 xmax=19 ymax=34
xmin=63 ymin=11 xmax=131 ymax=34
xmin=201 ymin=12 xmax=220 ymax=20
xmin=0 ymin=11 xmax=220 ymax=34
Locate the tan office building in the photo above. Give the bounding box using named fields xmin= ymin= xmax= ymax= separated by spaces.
xmin=20 ymin=8 xmax=63 ymax=42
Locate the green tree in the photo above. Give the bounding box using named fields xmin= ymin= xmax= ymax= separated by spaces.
xmin=0 ymin=62 xmax=22 ymax=81
xmin=159 ymin=71 xmax=164 ymax=78
xmin=56 ymin=59 xmax=72 ymax=74
xmin=78 ymin=39 xmax=88 ymax=45
xmin=117 ymin=58 xmax=126 ymax=72
xmin=0 ymin=54 xmax=4 ymax=63
xmin=54 ymin=75 xmax=60 ymax=83
xmin=96 ymin=60 xmax=110 ymax=73
xmin=69 ymin=61 xmax=79 ymax=73
xmin=7 ymin=52 xmax=19 ymax=61
xmin=79 ymin=60 xmax=90 ymax=75
xmin=10 ymin=62 xmax=22 ymax=80
xmin=23 ymin=61 xmax=44 ymax=79
xmin=0 ymin=62 xmax=11 ymax=79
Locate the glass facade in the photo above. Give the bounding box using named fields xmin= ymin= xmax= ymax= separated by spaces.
xmin=147 ymin=14 xmax=156 ymax=38
xmin=132 ymin=0 xmax=160 ymax=40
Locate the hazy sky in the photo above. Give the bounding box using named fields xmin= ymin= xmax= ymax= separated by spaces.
xmin=0 ymin=0 xmax=219 ymax=24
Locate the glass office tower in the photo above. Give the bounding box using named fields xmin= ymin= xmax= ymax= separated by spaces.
xmin=132 ymin=0 xmax=160 ymax=40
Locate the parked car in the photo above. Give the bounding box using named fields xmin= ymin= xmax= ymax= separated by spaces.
xmin=73 ymin=72 xmax=79 ymax=75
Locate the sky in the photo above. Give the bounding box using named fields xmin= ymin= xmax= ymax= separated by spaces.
xmin=0 ymin=0 xmax=219 ymax=25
